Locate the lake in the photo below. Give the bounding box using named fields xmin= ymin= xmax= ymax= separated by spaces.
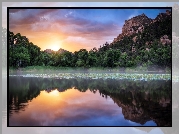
xmin=8 ymin=74 xmax=171 ymax=126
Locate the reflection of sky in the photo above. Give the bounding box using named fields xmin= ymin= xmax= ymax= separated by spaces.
xmin=9 ymin=88 xmax=156 ymax=126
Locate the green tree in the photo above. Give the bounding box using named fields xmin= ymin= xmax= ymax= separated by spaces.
xmin=9 ymin=45 xmax=30 ymax=68
xmin=75 ymin=49 xmax=88 ymax=67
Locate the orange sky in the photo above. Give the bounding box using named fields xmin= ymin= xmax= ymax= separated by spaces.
xmin=9 ymin=9 xmax=123 ymax=52
xmin=11 ymin=27 xmax=105 ymax=52
xmin=9 ymin=8 xmax=168 ymax=52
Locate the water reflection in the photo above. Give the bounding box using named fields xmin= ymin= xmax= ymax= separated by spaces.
xmin=9 ymin=76 xmax=171 ymax=126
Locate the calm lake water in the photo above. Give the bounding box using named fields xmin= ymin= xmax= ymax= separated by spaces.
xmin=8 ymin=76 xmax=171 ymax=126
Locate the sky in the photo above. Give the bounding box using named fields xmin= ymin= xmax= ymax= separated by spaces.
xmin=8 ymin=8 xmax=170 ymax=52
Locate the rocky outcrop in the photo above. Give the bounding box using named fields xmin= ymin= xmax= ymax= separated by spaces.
xmin=154 ymin=10 xmax=171 ymax=22
xmin=113 ymin=14 xmax=152 ymax=43
xmin=160 ymin=35 xmax=171 ymax=45
xmin=112 ymin=10 xmax=171 ymax=43
xmin=132 ymin=36 xmax=137 ymax=43
xmin=122 ymin=13 xmax=152 ymax=36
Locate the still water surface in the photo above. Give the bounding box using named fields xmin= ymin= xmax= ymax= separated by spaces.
xmin=9 ymin=76 xmax=171 ymax=126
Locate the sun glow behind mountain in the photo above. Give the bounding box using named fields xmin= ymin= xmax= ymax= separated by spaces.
xmin=51 ymin=41 xmax=61 ymax=51
xmin=9 ymin=8 xmax=168 ymax=52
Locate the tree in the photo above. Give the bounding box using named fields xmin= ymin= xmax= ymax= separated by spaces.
xmin=87 ymin=48 xmax=98 ymax=67
xmin=75 ymin=49 xmax=88 ymax=67
xmin=9 ymin=45 xmax=30 ymax=68
xmin=27 ymin=42 xmax=41 ymax=66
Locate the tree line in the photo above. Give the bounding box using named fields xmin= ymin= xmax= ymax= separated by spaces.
xmin=8 ymin=33 xmax=171 ymax=70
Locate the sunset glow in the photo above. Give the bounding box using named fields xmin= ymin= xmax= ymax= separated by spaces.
xmin=9 ymin=8 xmax=169 ymax=52
xmin=49 ymin=89 xmax=60 ymax=96
xmin=51 ymin=45 xmax=60 ymax=51
xmin=50 ymin=41 xmax=61 ymax=51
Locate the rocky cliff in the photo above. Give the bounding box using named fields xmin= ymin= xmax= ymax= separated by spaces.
xmin=112 ymin=10 xmax=171 ymax=44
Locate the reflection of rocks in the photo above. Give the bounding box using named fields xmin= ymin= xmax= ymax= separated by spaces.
xmin=112 ymin=96 xmax=149 ymax=125
xmin=109 ymin=90 xmax=171 ymax=126
xmin=159 ymin=97 xmax=170 ymax=107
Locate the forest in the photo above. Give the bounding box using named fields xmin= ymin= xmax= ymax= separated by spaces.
xmin=8 ymin=10 xmax=172 ymax=71
xmin=8 ymin=34 xmax=171 ymax=71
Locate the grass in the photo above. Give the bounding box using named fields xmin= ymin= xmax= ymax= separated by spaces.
xmin=9 ymin=66 xmax=110 ymax=72
xmin=8 ymin=66 xmax=174 ymax=81
xmin=23 ymin=66 xmax=61 ymax=71
xmin=9 ymin=65 xmax=171 ymax=73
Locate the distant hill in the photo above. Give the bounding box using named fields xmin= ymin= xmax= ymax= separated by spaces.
xmin=44 ymin=48 xmax=70 ymax=54
xmin=57 ymin=48 xmax=70 ymax=54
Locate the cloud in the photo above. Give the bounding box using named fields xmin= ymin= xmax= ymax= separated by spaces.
xmin=9 ymin=9 xmax=24 ymax=13
xmin=9 ymin=9 xmax=121 ymax=42
xmin=9 ymin=8 xmax=164 ymax=52
xmin=64 ymin=11 xmax=74 ymax=18
xmin=9 ymin=9 xmax=59 ymax=27
xmin=53 ymin=15 xmax=121 ymax=41
xmin=9 ymin=8 xmax=122 ymax=52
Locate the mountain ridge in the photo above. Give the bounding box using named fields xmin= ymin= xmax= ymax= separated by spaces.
xmin=112 ymin=10 xmax=171 ymax=44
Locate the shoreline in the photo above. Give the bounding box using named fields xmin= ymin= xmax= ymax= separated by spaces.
xmin=9 ymin=66 xmax=171 ymax=74
xmin=9 ymin=73 xmax=171 ymax=81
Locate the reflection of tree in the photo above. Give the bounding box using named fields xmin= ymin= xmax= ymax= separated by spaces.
xmin=9 ymin=77 xmax=171 ymax=126
xmin=9 ymin=77 xmax=41 ymax=116
xmin=94 ymin=80 xmax=171 ymax=126
xmin=109 ymin=90 xmax=171 ymax=126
